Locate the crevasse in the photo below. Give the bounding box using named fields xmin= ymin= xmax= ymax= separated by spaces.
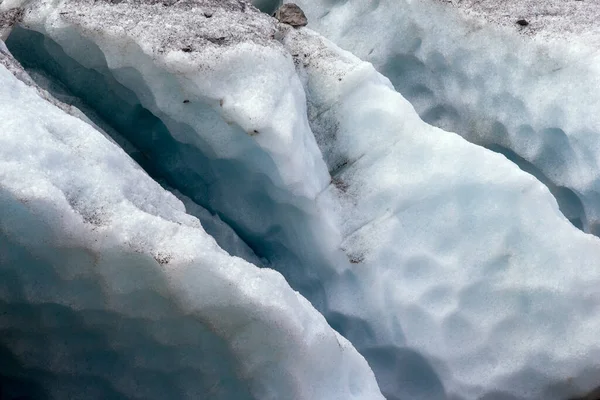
xmin=0 ymin=1 xmax=386 ymax=400
xmin=3 ymin=1 xmax=600 ymax=400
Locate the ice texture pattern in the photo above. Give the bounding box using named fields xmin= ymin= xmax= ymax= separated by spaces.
xmin=0 ymin=4 xmax=384 ymax=400
xmin=282 ymin=27 xmax=600 ymax=400
xmin=1 ymin=1 xmax=600 ymax=400
xmin=293 ymin=0 xmax=600 ymax=236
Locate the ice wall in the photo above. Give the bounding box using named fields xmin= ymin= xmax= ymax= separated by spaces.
xmin=19 ymin=60 xmax=265 ymax=267
xmin=0 ymin=33 xmax=384 ymax=400
xmin=7 ymin=0 xmax=351 ymax=312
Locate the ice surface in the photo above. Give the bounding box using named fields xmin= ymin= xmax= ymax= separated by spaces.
xmin=0 ymin=28 xmax=384 ymax=400
xmin=252 ymin=0 xmax=280 ymax=14
xmin=444 ymin=0 xmax=600 ymax=45
xmin=15 ymin=64 xmax=265 ymax=266
xmin=4 ymin=1 xmax=600 ymax=400
xmin=280 ymin=25 xmax=600 ymax=400
xmin=8 ymin=0 xmax=348 ymax=309
xmin=294 ymin=0 xmax=600 ymax=236
xmin=171 ymin=189 xmax=266 ymax=267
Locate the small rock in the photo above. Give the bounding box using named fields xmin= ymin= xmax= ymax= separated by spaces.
xmin=204 ymin=11 xmax=213 ymax=18
xmin=273 ymin=3 xmax=308 ymax=27
xmin=516 ymin=19 xmax=529 ymax=26
xmin=181 ymin=46 xmax=192 ymax=52
xmin=207 ymin=36 xmax=227 ymax=45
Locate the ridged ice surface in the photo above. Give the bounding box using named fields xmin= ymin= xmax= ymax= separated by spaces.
xmin=16 ymin=64 xmax=266 ymax=267
xmin=8 ymin=0 xmax=348 ymax=309
xmin=0 ymin=6 xmax=384 ymax=400
xmin=280 ymin=27 xmax=600 ymax=400
xmin=294 ymin=0 xmax=600 ymax=235
xmin=2 ymin=1 xmax=600 ymax=400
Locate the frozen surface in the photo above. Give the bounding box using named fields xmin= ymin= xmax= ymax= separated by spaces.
xmin=171 ymin=189 xmax=265 ymax=267
xmin=3 ymin=1 xmax=600 ymax=400
xmin=443 ymin=0 xmax=600 ymax=45
xmin=281 ymin=25 xmax=600 ymax=400
xmin=9 ymin=0 xmax=346 ymax=309
xmin=294 ymin=0 xmax=600 ymax=236
xmin=0 ymin=39 xmax=384 ymax=400
xmin=19 ymin=65 xmax=265 ymax=266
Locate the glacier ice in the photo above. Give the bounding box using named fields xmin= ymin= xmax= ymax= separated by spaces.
xmin=282 ymin=26 xmax=600 ymax=400
xmin=252 ymin=0 xmax=281 ymax=14
xmin=6 ymin=0 xmax=347 ymax=310
xmin=13 ymin=62 xmax=265 ymax=267
xmin=293 ymin=0 xmax=600 ymax=236
xmin=0 ymin=8 xmax=384 ymax=400
xmin=2 ymin=1 xmax=600 ymax=400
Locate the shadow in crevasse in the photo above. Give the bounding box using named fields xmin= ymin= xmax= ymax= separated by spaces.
xmin=360 ymin=346 xmax=446 ymax=400
xmin=0 ymin=343 xmax=49 ymax=400
xmin=251 ymin=0 xmax=281 ymax=15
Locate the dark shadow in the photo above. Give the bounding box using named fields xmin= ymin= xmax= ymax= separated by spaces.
xmin=0 ymin=191 xmax=254 ymax=400
xmin=487 ymin=144 xmax=586 ymax=231
xmin=568 ymin=385 xmax=600 ymax=400
xmin=361 ymin=346 xmax=447 ymax=400
xmin=252 ymin=0 xmax=281 ymax=15
xmin=0 ymin=344 xmax=50 ymax=400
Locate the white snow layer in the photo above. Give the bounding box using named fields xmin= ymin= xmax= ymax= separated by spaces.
xmin=293 ymin=0 xmax=600 ymax=236
xmin=2 ymin=1 xmax=600 ymax=400
xmin=0 ymin=19 xmax=384 ymax=400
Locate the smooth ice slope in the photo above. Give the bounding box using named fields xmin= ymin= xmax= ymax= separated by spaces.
xmin=293 ymin=0 xmax=600 ymax=235
xmin=0 ymin=41 xmax=384 ymax=400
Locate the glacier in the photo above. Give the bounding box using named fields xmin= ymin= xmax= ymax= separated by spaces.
xmin=1 ymin=0 xmax=600 ymax=400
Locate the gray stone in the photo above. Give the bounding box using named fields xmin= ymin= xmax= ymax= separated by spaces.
xmin=0 ymin=7 xmax=23 ymax=40
xmin=273 ymin=3 xmax=307 ymax=27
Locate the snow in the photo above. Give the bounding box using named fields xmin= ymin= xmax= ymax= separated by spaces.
xmin=294 ymin=0 xmax=600 ymax=236
xmin=3 ymin=1 xmax=600 ymax=400
xmin=0 ymin=38 xmax=384 ymax=400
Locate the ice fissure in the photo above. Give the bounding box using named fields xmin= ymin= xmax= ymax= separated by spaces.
xmin=0 ymin=1 xmax=387 ymax=400
xmin=4 ymin=1 xmax=600 ymax=400
xmin=5 ymin=15 xmax=394 ymax=400
xmin=7 ymin=26 xmax=266 ymax=268
xmin=6 ymin=21 xmax=340 ymax=307
xmin=484 ymin=143 xmax=586 ymax=231
xmin=5 ymin=20 xmax=391 ymax=393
